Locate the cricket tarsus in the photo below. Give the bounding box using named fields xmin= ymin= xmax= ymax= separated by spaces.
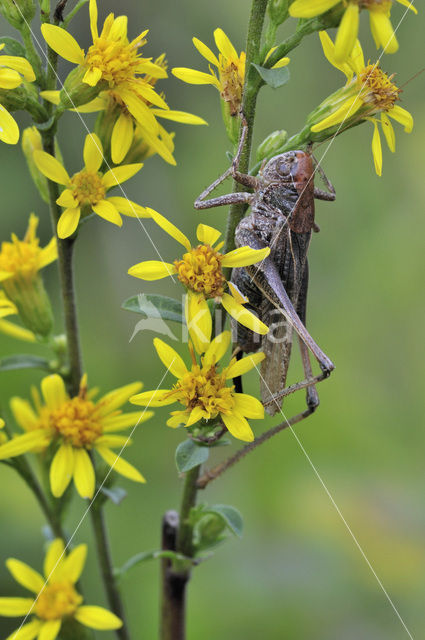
xmin=194 ymin=118 xmax=336 ymax=416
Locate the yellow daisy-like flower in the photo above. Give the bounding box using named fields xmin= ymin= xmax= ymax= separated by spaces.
xmin=128 ymin=210 xmax=270 ymax=341
xmin=41 ymin=0 xmax=181 ymax=157
xmin=172 ymin=29 xmax=290 ymax=116
xmin=0 ymin=43 xmax=35 ymax=144
xmin=131 ymin=330 xmax=265 ymax=442
xmin=0 ymin=290 xmax=36 ymax=342
xmin=0 ymin=538 xmax=122 ymax=639
xmin=33 ymin=133 xmax=147 ymax=238
xmin=0 ymin=374 xmax=152 ymax=499
xmin=289 ymin=0 xmax=417 ymax=62
xmin=311 ymin=33 xmax=413 ymax=175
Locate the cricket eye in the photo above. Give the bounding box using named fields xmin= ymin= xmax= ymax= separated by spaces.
xmin=277 ymin=162 xmax=291 ymax=177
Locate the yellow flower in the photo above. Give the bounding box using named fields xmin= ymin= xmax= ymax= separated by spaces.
xmin=0 ymin=374 xmax=152 ymax=499
xmin=289 ymin=0 xmax=417 ymax=62
xmin=131 ymin=329 xmax=265 ymax=442
xmin=34 ymin=133 xmax=147 ymax=238
xmin=40 ymin=0 xmax=182 ymax=157
xmin=0 ymin=291 xmax=36 ymax=342
xmin=172 ymin=28 xmax=246 ymax=116
xmin=0 ymin=214 xmax=57 ymax=336
xmin=311 ymin=33 xmax=413 ymax=175
xmin=0 ymin=43 xmax=35 ymax=144
xmin=128 ymin=211 xmax=270 ymax=341
xmin=0 ymin=538 xmax=122 ymax=639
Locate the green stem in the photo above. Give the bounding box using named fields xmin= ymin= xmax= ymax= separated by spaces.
xmin=62 ymin=0 xmax=89 ymax=28
xmin=19 ymin=22 xmax=44 ymax=85
xmin=42 ymin=133 xmax=83 ymax=395
xmin=176 ymin=465 xmax=201 ymax=558
xmin=90 ymin=504 xmax=131 ymax=640
xmin=223 ymin=0 xmax=268 ymax=256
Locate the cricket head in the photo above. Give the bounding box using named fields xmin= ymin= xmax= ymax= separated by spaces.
xmin=262 ymin=150 xmax=313 ymax=186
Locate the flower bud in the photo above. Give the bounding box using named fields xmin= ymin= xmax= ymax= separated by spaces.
xmin=268 ymin=0 xmax=290 ymax=26
xmin=195 ymin=513 xmax=226 ymax=549
xmin=22 ymin=127 xmax=49 ymax=203
xmin=256 ymin=129 xmax=288 ymax=162
xmin=0 ymin=0 xmax=35 ymax=28
xmin=60 ymin=67 xmax=106 ymax=110
xmin=3 ymin=274 xmax=54 ymax=338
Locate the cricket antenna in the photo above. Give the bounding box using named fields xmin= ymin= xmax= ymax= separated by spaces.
xmin=399 ymin=67 xmax=425 ymax=89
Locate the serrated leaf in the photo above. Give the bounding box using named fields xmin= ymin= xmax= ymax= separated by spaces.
xmin=100 ymin=486 xmax=127 ymax=505
xmin=205 ymin=505 xmax=244 ymax=538
xmin=0 ymin=37 xmax=26 ymax=57
xmin=252 ymin=64 xmax=290 ymax=89
xmin=175 ymin=439 xmax=209 ymax=473
xmin=122 ymin=294 xmax=184 ymax=324
xmin=0 ymin=355 xmax=51 ymax=372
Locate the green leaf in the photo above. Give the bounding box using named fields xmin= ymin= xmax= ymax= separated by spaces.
xmin=205 ymin=505 xmax=244 ymax=538
xmin=0 ymin=37 xmax=26 ymax=57
xmin=252 ymin=64 xmax=290 ymax=89
xmin=0 ymin=355 xmax=51 ymax=372
xmin=115 ymin=549 xmax=188 ymax=578
xmin=100 ymin=486 xmax=127 ymax=505
xmin=122 ymin=294 xmax=184 ymax=324
xmin=175 ymin=439 xmax=209 ymax=473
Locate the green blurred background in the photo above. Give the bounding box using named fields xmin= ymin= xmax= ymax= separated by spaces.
xmin=0 ymin=1 xmax=424 ymax=638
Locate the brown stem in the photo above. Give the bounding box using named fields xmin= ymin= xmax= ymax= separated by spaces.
xmin=197 ymin=407 xmax=314 ymax=489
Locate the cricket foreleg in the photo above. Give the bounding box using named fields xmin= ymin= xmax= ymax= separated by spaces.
xmin=314 ymin=187 xmax=336 ymax=202
xmin=312 ymin=155 xmax=336 ymax=200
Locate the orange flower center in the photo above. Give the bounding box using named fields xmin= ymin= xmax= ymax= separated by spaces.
xmin=35 ymin=581 xmax=82 ymax=621
xmin=85 ymin=36 xmax=145 ymax=88
xmin=354 ymin=0 xmax=392 ymax=10
xmin=218 ymin=54 xmax=245 ymax=116
xmin=174 ymin=245 xmax=226 ymax=298
xmin=49 ymin=397 xmax=102 ymax=447
xmin=359 ymin=64 xmax=400 ymax=111
xmin=0 ymin=238 xmax=40 ymax=280
xmin=169 ymin=363 xmax=235 ymax=419
xmin=70 ymin=170 xmax=105 ymax=207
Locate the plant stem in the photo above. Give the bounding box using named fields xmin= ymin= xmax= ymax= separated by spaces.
xmin=160 ymin=466 xmax=201 ymax=640
xmin=19 ymin=22 xmax=44 ymax=85
xmin=223 ymin=0 xmax=268 ymax=256
xmin=90 ymin=503 xmax=131 ymax=640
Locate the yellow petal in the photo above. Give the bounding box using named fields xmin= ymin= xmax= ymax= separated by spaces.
xmin=369 ymin=10 xmax=398 ymax=53
xmin=96 ymin=446 xmax=146 ymax=483
xmin=44 ymin=539 xmax=65 ymax=579
xmin=10 ymin=397 xmax=38 ymax=431
xmin=73 ymin=448 xmax=95 ymax=499
xmin=92 ymin=200 xmax=123 ymax=227
xmin=94 ymin=435 xmax=130 ymax=448
xmin=381 ymin=113 xmax=395 ymax=152
xmin=134 ymin=121 xmax=177 ymax=165
xmin=0 ymin=68 xmax=23 ymax=89
xmin=50 ymin=443 xmax=74 ymax=498
xmin=221 ymin=246 xmax=270 ymax=268
xmin=221 ymin=293 xmax=269 ymax=335
xmin=33 ymin=151 xmax=70 ymax=185
xmin=111 ymin=113 xmax=134 ymax=164
xmin=83 ymin=133 xmax=103 ymax=172
xmin=41 ymin=374 xmax=67 ymax=410
xmin=128 ymin=260 xmax=176 ymax=280
xmin=102 ymin=164 xmax=143 ymax=189
xmin=117 ymin=88 xmax=159 ymax=134
xmin=371 ymin=120 xmax=383 ymax=177
xmin=98 ymin=382 xmax=143 ymax=414
xmin=75 ymin=605 xmax=123 ymax=630
xmin=153 ymin=338 xmax=188 ymax=378
xmin=214 ymin=28 xmax=237 ymax=60
xmin=147 ymin=208 xmax=191 ymax=251
xmin=334 ymin=3 xmax=360 ymax=63
xmin=196 ymin=223 xmax=221 ymax=246
xmin=395 ymin=0 xmax=418 ymax=14
xmin=0 ymin=597 xmax=34 ymax=616
xmin=0 ymin=56 xmax=35 ymax=82
xmin=166 ymin=411 xmax=187 ymax=428
xmin=5 ymin=559 xmax=44 ymax=593
xmin=102 ymin=411 xmax=153 ymax=431
xmin=37 ymin=619 xmax=61 ymax=640
xmin=311 ymin=96 xmax=362 ymax=133
xmin=41 ymin=24 xmax=85 ymax=64
xmin=39 ymin=237 xmax=58 ymax=269
xmin=171 ymin=67 xmax=219 ymax=87
xmin=89 ymin=0 xmax=99 ymax=40
xmin=0 ymin=319 xmax=35 ymax=342
xmin=83 ymin=66 xmax=103 ymax=86
xmin=192 ymin=37 xmax=219 ymax=66
xmin=289 ymin=0 xmax=339 ymax=18
xmin=221 ymin=411 xmax=254 ymax=442
xmin=225 ymin=352 xmax=265 ymax=379
xmin=150 ymin=108 xmax=207 ymax=125
xmin=57 ymin=208 xmax=80 ymax=239
xmin=58 ymin=544 xmax=87 ymax=584
xmin=271 ymin=57 xmax=290 ymax=69
xmin=203 ymin=330 xmax=231 ymax=366
xmin=39 ymin=90 xmax=60 ymax=105
xmin=0 ymin=105 xmax=19 ymax=144
xmin=185 ymin=292 xmax=212 ymax=355
xmin=5 ymin=620 xmax=42 ymax=640
xmin=228 ymin=281 xmax=248 ymax=305
xmin=0 ymin=430 xmax=50 ymax=460
xmin=318 ymin=31 xmax=353 ymax=78
xmin=233 ymin=393 xmax=264 ymax=419
xmin=185 ymin=405 xmax=205 ymax=427
xmin=56 ymin=189 xmax=78 ymax=208
xmin=130 ymin=389 xmax=176 ymax=407
xmin=388 ymin=105 xmax=413 ymax=132
xmin=106 ymin=197 xmax=149 ymax=218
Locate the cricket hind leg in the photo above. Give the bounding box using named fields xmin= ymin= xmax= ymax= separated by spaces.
xmin=296 ymin=260 xmax=320 ymax=412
